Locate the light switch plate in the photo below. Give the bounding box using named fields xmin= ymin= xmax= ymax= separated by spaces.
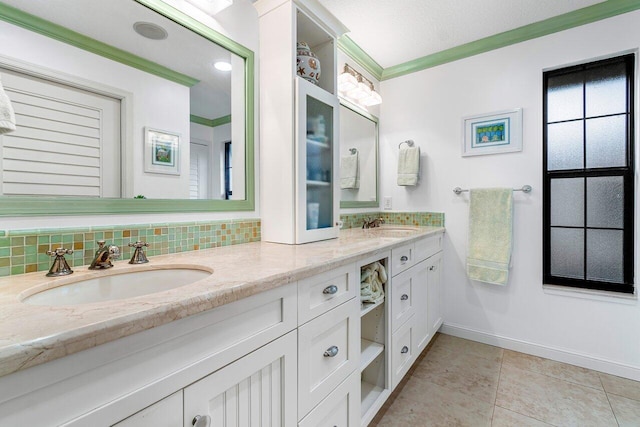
xmin=383 ymin=197 xmax=392 ymax=210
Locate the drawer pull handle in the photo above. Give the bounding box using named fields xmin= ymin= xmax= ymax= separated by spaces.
xmin=401 ymin=294 xmax=409 ymax=301
xmin=324 ymin=345 xmax=339 ymax=357
xmin=429 ymin=265 xmax=437 ymax=271
xmin=401 ymin=346 xmax=409 ymax=354
xmin=400 ymin=255 xmax=409 ymax=263
xmin=323 ymin=285 xmax=338 ymax=295
xmin=192 ymin=415 xmax=211 ymax=427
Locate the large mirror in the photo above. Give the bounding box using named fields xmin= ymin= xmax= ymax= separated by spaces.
xmin=339 ymin=101 xmax=378 ymax=208
xmin=0 ymin=0 xmax=254 ymax=215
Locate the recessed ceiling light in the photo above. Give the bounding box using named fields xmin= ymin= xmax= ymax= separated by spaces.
xmin=214 ymin=61 xmax=232 ymax=71
xmin=133 ymin=22 xmax=168 ymax=40
xmin=186 ymin=0 xmax=233 ymax=15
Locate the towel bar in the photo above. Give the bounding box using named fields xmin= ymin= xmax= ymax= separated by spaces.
xmin=398 ymin=140 xmax=414 ymax=149
xmin=453 ymin=185 xmax=532 ymax=195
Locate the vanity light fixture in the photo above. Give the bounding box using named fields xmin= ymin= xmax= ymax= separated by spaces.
xmin=214 ymin=61 xmax=232 ymax=71
xmin=338 ymin=63 xmax=382 ymax=107
xmin=185 ymin=0 xmax=233 ymax=16
xmin=133 ymin=22 xmax=168 ymax=40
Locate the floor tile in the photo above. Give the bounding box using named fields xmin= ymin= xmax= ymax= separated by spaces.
xmin=600 ymin=372 xmax=640 ymax=401
xmin=502 ymin=350 xmax=602 ymax=390
xmin=608 ymin=393 xmax=640 ymax=427
xmin=377 ymin=376 xmax=494 ymax=427
xmin=413 ymin=347 xmax=501 ymax=404
xmin=496 ymin=364 xmax=617 ymax=426
xmin=491 ymin=406 xmax=553 ymax=427
xmin=430 ymin=333 xmax=503 ymax=364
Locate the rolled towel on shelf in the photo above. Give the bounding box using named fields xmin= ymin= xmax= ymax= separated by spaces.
xmin=360 ymin=261 xmax=387 ymax=304
xmin=340 ymin=152 xmax=360 ymax=189
xmin=397 ymin=145 xmax=420 ymax=186
xmin=0 ymin=74 xmax=16 ymax=134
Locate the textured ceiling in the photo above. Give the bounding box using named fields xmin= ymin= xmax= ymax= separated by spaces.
xmin=318 ymin=0 xmax=605 ymax=69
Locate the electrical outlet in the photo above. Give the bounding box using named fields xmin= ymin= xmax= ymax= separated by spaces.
xmin=383 ymin=197 xmax=392 ymax=210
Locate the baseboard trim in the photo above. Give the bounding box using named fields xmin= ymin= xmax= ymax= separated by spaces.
xmin=440 ymin=323 xmax=640 ymax=381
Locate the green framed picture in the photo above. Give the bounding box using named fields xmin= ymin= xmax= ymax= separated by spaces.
xmin=144 ymin=127 xmax=180 ymax=175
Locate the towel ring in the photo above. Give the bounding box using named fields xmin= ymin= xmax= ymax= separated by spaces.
xmin=349 ymin=148 xmax=358 ymax=154
xmin=398 ymin=140 xmax=414 ymax=149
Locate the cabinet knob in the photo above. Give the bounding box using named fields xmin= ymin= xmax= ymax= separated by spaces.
xmin=324 ymin=345 xmax=339 ymax=357
xmin=192 ymin=415 xmax=211 ymax=427
xmin=400 ymin=255 xmax=409 ymax=263
xmin=401 ymin=294 xmax=409 ymax=301
xmin=323 ymin=285 xmax=338 ymax=295
xmin=401 ymin=346 xmax=409 ymax=354
xmin=429 ymin=265 xmax=437 ymax=271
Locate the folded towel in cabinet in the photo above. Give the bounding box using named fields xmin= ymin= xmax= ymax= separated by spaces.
xmin=0 ymin=75 xmax=16 ymax=134
xmin=397 ymin=146 xmax=420 ymax=186
xmin=340 ymin=152 xmax=360 ymax=189
xmin=466 ymin=188 xmax=513 ymax=285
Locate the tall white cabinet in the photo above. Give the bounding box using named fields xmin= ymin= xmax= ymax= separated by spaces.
xmin=256 ymin=0 xmax=347 ymax=244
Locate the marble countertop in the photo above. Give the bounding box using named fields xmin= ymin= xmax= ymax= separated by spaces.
xmin=0 ymin=225 xmax=444 ymax=377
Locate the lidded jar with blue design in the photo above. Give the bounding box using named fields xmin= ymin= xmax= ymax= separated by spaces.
xmin=296 ymin=42 xmax=321 ymax=85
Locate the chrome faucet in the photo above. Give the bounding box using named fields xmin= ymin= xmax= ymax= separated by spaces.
xmin=46 ymin=247 xmax=74 ymax=277
xmin=362 ymin=217 xmax=386 ymax=229
xmin=89 ymin=240 xmax=120 ymax=269
xmin=128 ymin=241 xmax=149 ymax=264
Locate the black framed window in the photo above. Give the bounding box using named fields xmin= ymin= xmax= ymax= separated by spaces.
xmin=543 ymin=54 xmax=635 ymax=294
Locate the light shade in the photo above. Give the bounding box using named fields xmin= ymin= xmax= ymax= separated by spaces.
xmin=337 ymin=71 xmax=357 ymax=93
xmin=338 ymin=63 xmax=382 ymax=108
xmin=185 ymin=0 xmax=233 ymax=15
xmin=214 ymin=61 xmax=232 ymax=71
xmin=360 ymin=90 xmax=382 ymax=106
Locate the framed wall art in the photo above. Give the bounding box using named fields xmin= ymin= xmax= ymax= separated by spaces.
xmin=144 ymin=127 xmax=180 ymax=175
xmin=461 ymin=108 xmax=522 ymax=157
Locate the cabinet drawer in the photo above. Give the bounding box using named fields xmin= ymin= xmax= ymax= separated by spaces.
xmin=391 ymin=314 xmax=415 ymax=390
xmin=391 ymin=243 xmax=413 ymax=276
xmin=390 ymin=267 xmax=416 ymax=333
xmin=298 ymin=263 xmax=357 ymax=325
xmin=298 ymin=298 xmax=360 ymax=417
xmin=414 ymin=234 xmax=442 ymax=263
xmin=298 ymin=370 xmax=360 ymax=427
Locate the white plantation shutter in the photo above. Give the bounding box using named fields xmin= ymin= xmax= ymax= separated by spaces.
xmin=0 ymin=68 xmax=121 ymax=197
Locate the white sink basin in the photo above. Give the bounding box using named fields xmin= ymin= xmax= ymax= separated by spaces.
xmin=22 ymin=268 xmax=212 ymax=306
xmin=367 ymin=226 xmax=421 ymax=235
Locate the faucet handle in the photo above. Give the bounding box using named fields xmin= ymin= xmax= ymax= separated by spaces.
xmin=128 ymin=241 xmax=149 ymax=264
xmin=45 ymin=247 xmax=73 ymax=277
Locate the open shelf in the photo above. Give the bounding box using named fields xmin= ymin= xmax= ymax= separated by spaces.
xmin=361 ymin=298 xmax=383 ymax=317
xmin=361 ymin=381 xmax=386 ymax=419
xmin=360 ymin=339 xmax=384 ymax=372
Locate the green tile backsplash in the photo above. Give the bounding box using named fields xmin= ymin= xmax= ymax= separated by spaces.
xmin=0 ymin=219 xmax=261 ymax=278
xmin=340 ymin=211 xmax=444 ymax=229
xmin=1 ymin=211 xmax=442 ymax=278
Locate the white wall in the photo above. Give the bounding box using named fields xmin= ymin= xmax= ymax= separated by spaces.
xmin=379 ymin=10 xmax=640 ymax=380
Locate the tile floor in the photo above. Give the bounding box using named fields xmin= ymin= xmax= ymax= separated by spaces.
xmin=372 ymin=333 xmax=640 ymax=426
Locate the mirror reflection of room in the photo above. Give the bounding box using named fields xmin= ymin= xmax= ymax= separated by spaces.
xmin=339 ymin=103 xmax=377 ymax=205
xmin=0 ymin=0 xmax=246 ymax=201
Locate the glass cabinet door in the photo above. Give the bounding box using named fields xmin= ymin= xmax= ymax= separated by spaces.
xmin=296 ymin=79 xmax=339 ymax=243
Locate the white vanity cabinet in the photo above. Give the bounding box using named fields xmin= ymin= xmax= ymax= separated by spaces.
xmin=389 ymin=232 xmax=444 ymax=389
xmin=0 ymin=284 xmax=298 ymax=427
xmin=256 ymin=0 xmax=347 ymax=244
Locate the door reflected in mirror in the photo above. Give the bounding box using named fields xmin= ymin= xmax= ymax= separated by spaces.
xmin=339 ymin=102 xmax=378 ymax=208
xmin=0 ymin=0 xmax=254 ymax=214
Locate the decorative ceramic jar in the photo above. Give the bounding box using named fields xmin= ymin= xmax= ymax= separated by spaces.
xmin=296 ymin=42 xmax=321 ymax=85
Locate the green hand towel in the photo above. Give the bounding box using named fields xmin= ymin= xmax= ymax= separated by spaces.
xmin=467 ymin=188 xmax=513 ymax=285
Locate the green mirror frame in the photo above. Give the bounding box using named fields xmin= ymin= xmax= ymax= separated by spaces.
xmin=339 ymin=100 xmax=379 ymax=209
xmin=0 ymin=0 xmax=254 ymax=216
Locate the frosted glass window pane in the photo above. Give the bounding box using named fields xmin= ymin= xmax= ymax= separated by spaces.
xmin=585 ymin=115 xmax=627 ymax=168
xmin=586 ymin=63 xmax=627 ymax=117
xmin=550 ymin=228 xmax=584 ymax=279
xmin=587 ymin=177 xmax=624 ymax=228
xmin=547 ymin=73 xmax=584 ymax=122
xmin=547 ymin=121 xmax=583 ymax=170
xmin=550 ymin=178 xmax=584 ymax=227
xmin=587 ymin=229 xmax=623 ymax=283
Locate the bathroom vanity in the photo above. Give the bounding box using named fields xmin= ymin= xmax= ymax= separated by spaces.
xmin=0 ymin=226 xmax=443 ymax=426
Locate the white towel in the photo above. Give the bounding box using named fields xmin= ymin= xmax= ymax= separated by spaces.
xmin=0 ymin=75 xmax=16 ymax=135
xmin=340 ymin=152 xmax=359 ymax=189
xmin=397 ymin=146 xmax=420 ymax=186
